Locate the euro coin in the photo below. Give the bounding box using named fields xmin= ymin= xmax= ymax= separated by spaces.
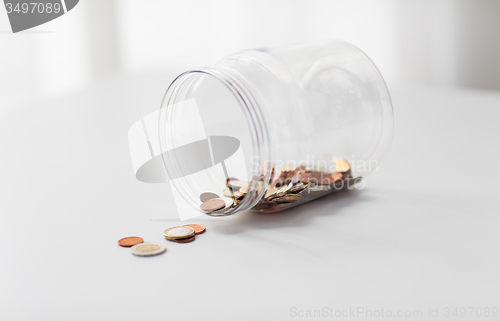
xmin=222 ymin=187 xmax=233 ymax=197
xmin=200 ymin=192 xmax=220 ymax=202
xmin=223 ymin=198 xmax=234 ymax=208
xmin=131 ymin=242 xmax=166 ymax=257
xmin=274 ymin=194 xmax=301 ymax=203
xmin=289 ymin=183 xmax=308 ymax=194
xmin=281 ymin=164 xmax=297 ymax=172
xmin=239 ymin=183 xmax=250 ymax=194
xmin=335 ymin=159 xmax=350 ymax=173
xmin=265 ymin=187 xmax=279 ymax=198
xmin=331 ymin=173 xmax=343 ymax=182
xmin=225 ymin=177 xmax=240 ymax=187
xmin=200 ymin=198 xmax=226 ymax=212
xmin=118 ymin=236 xmax=144 ymax=247
xmin=233 ymin=191 xmax=245 ymax=199
xmin=227 ymin=179 xmax=247 ymax=190
xmin=184 ymin=224 xmax=206 ymax=235
xmin=278 ymin=182 xmax=293 ymax=193
xmin=164 ymin=226 xmax=196 ymax=240
xmin=173 ymin=236 xmax=196 ymax=243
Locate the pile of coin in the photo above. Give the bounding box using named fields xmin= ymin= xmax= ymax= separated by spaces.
xmin=199 ymin=159 xmax=362 ymax=214
xmin=199 ymin=191 xmax=236 ymax=215
xmin=164 ymin=223 xmax=206 ymax=243
xmin=117 ymin=224 xmax=207 ymax=257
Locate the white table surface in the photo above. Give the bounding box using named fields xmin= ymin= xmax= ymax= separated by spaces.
xmin=1 ymin=74 xmax=500 ymax=321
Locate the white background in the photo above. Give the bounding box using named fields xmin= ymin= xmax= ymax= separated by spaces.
xmin=1 ymin=0 xmax=500 ymax=111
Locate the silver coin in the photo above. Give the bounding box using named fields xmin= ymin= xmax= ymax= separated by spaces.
xmin=200 ymin=192 xmax=220 ymax=202
xmin=228 ymin=179 xmax=247 ymax=190
xmin=222 ymin=197 xmax=234 ymax=208
xmin=164 ymin=226 xmax=196 ymax=239
xmin=131 ymin=242 xmax=166 ymax=257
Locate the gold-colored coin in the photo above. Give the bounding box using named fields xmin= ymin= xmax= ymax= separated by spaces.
xmin=239 ymin=183 xmax=250 ymax=194
xmin=274 ymin=194 xmax=301 ymax=203
xmin=278 ymin=182 xmax=293 ymax=193
xmin=227 ymin=179 xmax=247 ymax=190
xmin=266 ymin=191 xmax=286 ymax=201
xmin=289 ymin=183 xmax=308 ymax=194
xmin=172 ymin=236 xmax=195 ymax=243
xmin=136 ymin=244 xmax=160 ymax=252
xmin=281 ymin=164 xmax=297 ymax=172
xmin=131 ymin=242 xmax=166 ymax=257
xmin=335 ymin=159 xmax=350 ymax=173
xmin=222 ymin=187 xmax=233 ymax=197
xmin=265 ymin=187 xmax=279 ymax=198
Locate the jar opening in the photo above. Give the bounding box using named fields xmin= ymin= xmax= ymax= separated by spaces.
xmin=159 ymin=68 xmax=271 ymax=215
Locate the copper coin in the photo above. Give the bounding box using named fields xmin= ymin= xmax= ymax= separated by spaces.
xmin=233 ymin=191 xmax=245 ymax=199
xmin=172 ymin=236 xmax=196 ymax=243
xmin=299 ymin=173 xmax=310 ymax=183
xmin=297 ymin=165 xmax=308 ymax=172
xmin=118 ymin=236 xmax=144 ymax=247
xmin=184 ymin=224 xmax=206 ymax=235
xmin=331 ymin=173 xmax=343 ymax=182
xmin=308 ymin=172 xmax=333 ymax=185
xmin=200 ymin=192 xmax=220 ymax=202
xmin=200 ymin=198 xmax=225 ymax=212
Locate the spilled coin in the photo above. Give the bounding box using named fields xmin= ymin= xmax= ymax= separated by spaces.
xmin=131 ymin=242 xmax=166 ymax=257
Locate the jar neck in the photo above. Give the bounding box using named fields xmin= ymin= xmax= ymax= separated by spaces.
xmin=164 ymin=65 xmax=274 ymax=214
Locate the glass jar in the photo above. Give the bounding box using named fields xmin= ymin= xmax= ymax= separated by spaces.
xmin=159 ymin=41 xmax=393 ymax=216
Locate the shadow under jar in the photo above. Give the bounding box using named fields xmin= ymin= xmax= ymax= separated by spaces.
xmin=159 ymin=41 xmax=393 ymax=215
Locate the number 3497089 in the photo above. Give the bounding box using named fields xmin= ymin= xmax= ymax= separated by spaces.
xmin=5 ymin=2 xmax=62 ymax=14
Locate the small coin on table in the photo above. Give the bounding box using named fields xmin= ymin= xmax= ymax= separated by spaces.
xmin=184 ymin=224 xmax=206 ymax=235
xmin=131 ymin=242 xmax=166 ymax=257
xmin=173 ymin=236 xmax=196 ymax=243
xmin=164 ymin=226 xmax=196 ymax=240
xmin=118 ymin=236 xmax=144 ymax=247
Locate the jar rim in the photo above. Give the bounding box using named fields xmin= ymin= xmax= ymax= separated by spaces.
xmin=159 ymin=67 xmax=272 ymax=215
